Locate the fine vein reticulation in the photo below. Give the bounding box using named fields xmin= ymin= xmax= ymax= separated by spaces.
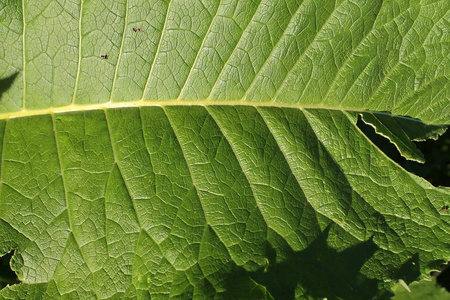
xmin=0 ymin=0 xmax=449 ymax=299
xmin=0 ymin=0 xmax=447 ymax=124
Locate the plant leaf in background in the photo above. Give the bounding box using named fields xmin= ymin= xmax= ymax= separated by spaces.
xmin=360 ymin=113 xmax=447 ymax=163
xmin=392 ymin=279 xmax=450 ymax=300
xmin=0 ymin=0 xmax=449 ymax=299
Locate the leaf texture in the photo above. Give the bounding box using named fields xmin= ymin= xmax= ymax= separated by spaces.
xmin=0 ymin=0 xmax=448 ymax=123
xmin=0 ymin=0 xmax=449 ymax=299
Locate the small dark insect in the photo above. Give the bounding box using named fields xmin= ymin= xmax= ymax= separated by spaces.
xmin=101 ymin=54 xmax=108 ymax=60
xmin=440 ymin=205 xmax=449 ymax=212
xmin=133 ymin=27 xmax=146 ymax=34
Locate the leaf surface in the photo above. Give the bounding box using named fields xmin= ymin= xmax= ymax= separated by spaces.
xmin=0 ymin=0 xmax=449 ymax=299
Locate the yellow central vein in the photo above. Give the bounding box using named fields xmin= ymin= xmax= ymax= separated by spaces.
xmin=0 ymin=100 xmax=385 ymax=120
xmin=0 ymin=100 xmax=424 ymax=121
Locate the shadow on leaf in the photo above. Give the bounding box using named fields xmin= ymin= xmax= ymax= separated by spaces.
xmin=0 ymin=251 xmax=19 ymax=290
xmin=0 ymin=72 xmax=19 ymax=101
xmin=249 ymin=226 xmax=379 ymax=299
xmin=222 ymin=225 xmax=423 ymax=300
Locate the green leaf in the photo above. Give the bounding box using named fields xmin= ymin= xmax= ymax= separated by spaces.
xmin=0 ymin=0 xmax=449 ymax=299
xmin=392 ymin=279 xmax=450 ymax=300
xmin=360 ymin=113 xmax=447 ymax=163
xmin=361 ymin=114 xmax=424 ymax=163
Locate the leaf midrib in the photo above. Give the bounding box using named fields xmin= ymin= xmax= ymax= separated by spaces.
xmin=0 ymin=100 xmax=411 ymax=121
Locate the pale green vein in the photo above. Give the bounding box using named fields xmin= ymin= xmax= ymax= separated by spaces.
xmin=141 ymin=0 xmax=173 ymax=101
xmin=256 ymin=107 xmax=366 ymax=243
xmin=401 ymin=76 xmax=448 ymax=117
xmin=104 ymin=109 xmax=150 ymax=296
xmin=242 ymin=0 xmax=307 ymax=100
xmin=21 ymin=0 xmax=26 ymax=109
xmin=365 ymin=10 xmax=448 ymax=110
xmin=71 ymin=0 xmax=84 ymax=105
xmin=205 ymin=106 xmax=270 ymax=235
xmin=334 ymin=54 xmax=378 ymax=108
xmin=104 ymin=109 xmax=144 ymax=231
xmin=137 ymin=108 xmax=182 ymax=245
xmin=320 ymin=3 xmax=383 ymax=105
xmin=331 ymin=4 xmax=420 ymax=108
xmin=177 ymin=0 xmax=222 ymax=99
xmin=109 ymin=0 xmax=129 ymax=102
xmin=272 ymin=0 xmax=346 ymax=101
xmin=1 ymin=182 xmax=32 ymax=201
xmin=51 ymin=115 xmax=72 ymax=236
xmin=162 ymin=107 xmax=234 ymax=259
xmin=255 ymin=108 xmax=328 ymax=223
xmin=0 ymin=121 xmax=8 ymax=199
xmin=51 ymin=113 xmax=100 ymax=299
xmin=207 ymin=0 xmax=264 ymax=99
xmin=304 ymin=110 xmax=432 ymax=242
xmin=162 ymin=107 xmax=209 ymax=226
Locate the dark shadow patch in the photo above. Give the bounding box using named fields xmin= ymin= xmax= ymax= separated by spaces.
xmin=0 ymin=250 xmax=20 ymax=290
xmin=221 ymin=226 xmax=381 ymax=299
xmin=403 ymin=130 xmax=450 ymax=187
xmin=431 ymin=261 xmax=450 ymax=292
xmin=251 ymin=226 xmax=379 ymax=299
xmin=0 ymin=72 xmax=19 ymax=102
xmin=393 ymin=253 xmax=421 ymax=285
xmin=437 ymin=266 xmax=450 ymax=292
xmin=218 ymin=225 xmax=431 ymax=299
